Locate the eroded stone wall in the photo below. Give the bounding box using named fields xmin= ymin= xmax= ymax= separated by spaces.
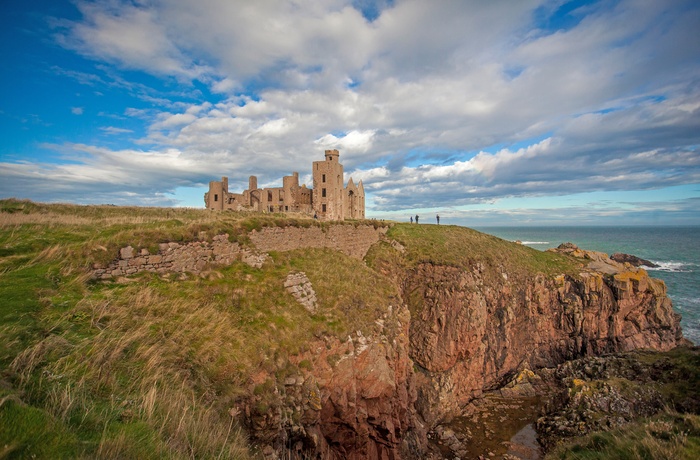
xmin=248 ymin=224 xmax=388 ymax=259
xmin=92 ymin=234 xmax=249 ymax=279
xmin=93 ymin=224 xmax=388 ymax=279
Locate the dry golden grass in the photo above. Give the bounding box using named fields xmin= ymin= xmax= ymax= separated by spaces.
xmin=1 ymin=199 xmax=576 ymax=458
xmin=0 ymin=212 xmax=96 ymax=227
xmin=9 ymin=281 xmax=256 ymax=458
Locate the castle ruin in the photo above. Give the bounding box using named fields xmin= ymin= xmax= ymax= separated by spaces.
xmin=204 ymin=149 xmax=365 ymax=221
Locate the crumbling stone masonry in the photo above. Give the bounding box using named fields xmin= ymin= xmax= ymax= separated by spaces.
xmin=204 ymin=149 xmax=365 ymax=221
xmin=92 ymin=224 xmax=388 ymax=279
xmin=92 ymin=234 xmax=263 ymax=279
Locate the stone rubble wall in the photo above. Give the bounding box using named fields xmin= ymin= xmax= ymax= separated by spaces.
xmin=92 ymin=234 xmax=248 ymax=279
xmin=249 ymin=224 xmax=388 ymax=259
xmin=92 ymin=224 xmax=388 ymax=279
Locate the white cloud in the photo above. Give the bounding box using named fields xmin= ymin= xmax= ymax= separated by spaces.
xmin=9 ymin=0 xmax=695 ymax=219
xmin=100 ymin=126 xmax=133 ymax=135
xmin=57 ymin=1 xmax=207 ymax=80
xmin=315 ymin=130 xmax=376 ymax=153
xmin=211 ymin=78 xmax=237 ymax=94
xmin=71 ymin=107 xmax=84 ymax=115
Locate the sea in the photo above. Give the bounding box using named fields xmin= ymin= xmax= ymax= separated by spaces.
xmin=474 ymin=226 xmax=700 ymax=345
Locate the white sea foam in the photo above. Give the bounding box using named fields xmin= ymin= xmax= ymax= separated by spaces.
xmin=674 ymin=296 xmax=700 ymax=307
xmin=646 ymin=261 xmax=695 ymax=272
xmin=519 ymin=241 xmax=550 ymax=245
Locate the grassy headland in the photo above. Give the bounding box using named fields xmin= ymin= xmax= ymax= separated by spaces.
xmin=0 ymin=199 xmax=395 ymax=458
xmin=0 ymin=198 xmax=695 ymax=459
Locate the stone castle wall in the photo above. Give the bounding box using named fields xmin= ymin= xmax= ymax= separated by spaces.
xmin=206 ymin=150 xmax=364 ymax=220
xmin=93 ymin=224 xmax=388 ymax=279
xmin=248 ymin=224 xmax=387 ymax=259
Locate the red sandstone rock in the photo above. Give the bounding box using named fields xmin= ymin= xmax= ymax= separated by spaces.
xmin=247 ymin=303 xmax=423 ymax=460
xmin=404 ymin=262 xmax=682 ymax=428
xmin=92 ymin=231 xmax=683 ymax=459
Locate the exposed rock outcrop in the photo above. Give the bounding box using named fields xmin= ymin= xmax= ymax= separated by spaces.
xmin=246 ymin=304 xmax=425 ymax=460
xmin=611 ymin=252 xmax=659 ymax=268
xmin=97 ymin=228 xmax=684 ymax=459
xmin=535 ymin=347 xmax=700 ymax=450
xmin=405 ymin=249 xmax=682 ymax=428
xmin=284 ymin=272 xmax=318 ymax=313
xmin=252 ymin=237 xmax=682 ymax=459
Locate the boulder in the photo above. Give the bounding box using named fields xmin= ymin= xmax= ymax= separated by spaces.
xmin=611 ymin=252 xmax=659 ymax=268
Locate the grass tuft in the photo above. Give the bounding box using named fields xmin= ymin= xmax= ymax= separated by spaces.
xmin=547 ymin=410 xmax=700 ymax=460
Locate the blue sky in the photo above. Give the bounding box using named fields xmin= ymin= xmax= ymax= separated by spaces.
xmin=1 ymin=0 xmax=699 ymax=226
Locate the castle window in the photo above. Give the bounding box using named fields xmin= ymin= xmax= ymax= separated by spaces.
xmin=267 ymin=191 xmax=273 ymax=201
xmin=322 ymin=204 xmax=327 ymax=212
xmin=322 ymin=188 xmax=326 ymax=197
xmin=214 ymin=194 xmax=218 ymax=202
xmin=285 ymin=206 xmax=288 ymax=211
xmin=322 ymin=174 xmax=326 ymax=183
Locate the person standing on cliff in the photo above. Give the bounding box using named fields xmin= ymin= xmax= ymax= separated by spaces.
xmin=410 ymin=216 xmax=413 ymax=223
xmin=415 ymin=215 xmax=419 ymax=224
xmin=436 ymin=214 xmax=440 ymax=225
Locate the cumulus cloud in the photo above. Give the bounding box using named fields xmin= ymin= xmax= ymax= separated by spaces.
xmin=7 ymin=0 xmax=697 ymax=215
xmin=0 ymin=143 xmax=214 ymax=205
xmin=55 ymin=1 xmax=208 ymax=80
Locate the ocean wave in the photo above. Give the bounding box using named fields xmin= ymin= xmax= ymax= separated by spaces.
xmin=646 ymin=261 xmax=696 ymax=272
xmin=673 ymin=296 xmax=700 ymax=307
xmin=518 ymin=241 xmax=550 ymax=245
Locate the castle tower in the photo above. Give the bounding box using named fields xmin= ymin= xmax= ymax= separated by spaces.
xmin=205 ymin=176 xmax=228 ymax=210
xmin=312 ymin=149 xmax=344 ymax=220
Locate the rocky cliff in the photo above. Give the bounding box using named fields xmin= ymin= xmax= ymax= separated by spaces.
xmin=404 ymin=256 xmax=681 ymax=429
xmin=4 ymin=202 xmax=688 ymax=459
xmin=240 ymin=228 xmax=684 ymax=459
xmin=244 ymin=304 xmax=424 ymax=460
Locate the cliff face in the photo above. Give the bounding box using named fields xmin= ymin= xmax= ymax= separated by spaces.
xmin=249 ymin=236 xmax=683 ymax=459
xmin=246 ymin=303 xmax=425 ymax=460
xmin=405 ymin=260 xmax=682 ymax=427
xmin=6 ymin=203 xmax=686 ymax=460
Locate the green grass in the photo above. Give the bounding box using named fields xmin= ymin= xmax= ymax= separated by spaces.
xmin=0 ymin=199 xmax=396 ymax=458
xmin=378 ymin=223 xmax=578 ymax=278
xmin=546 ymin=411 xmax=700 ymax=460
xmin=631 ymin=348 xmax=700 ymax=412
xmin=0 ymin=390 xmax=80 ymax=459
xmin=0 ymin=199 xmax=668 ymax=459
